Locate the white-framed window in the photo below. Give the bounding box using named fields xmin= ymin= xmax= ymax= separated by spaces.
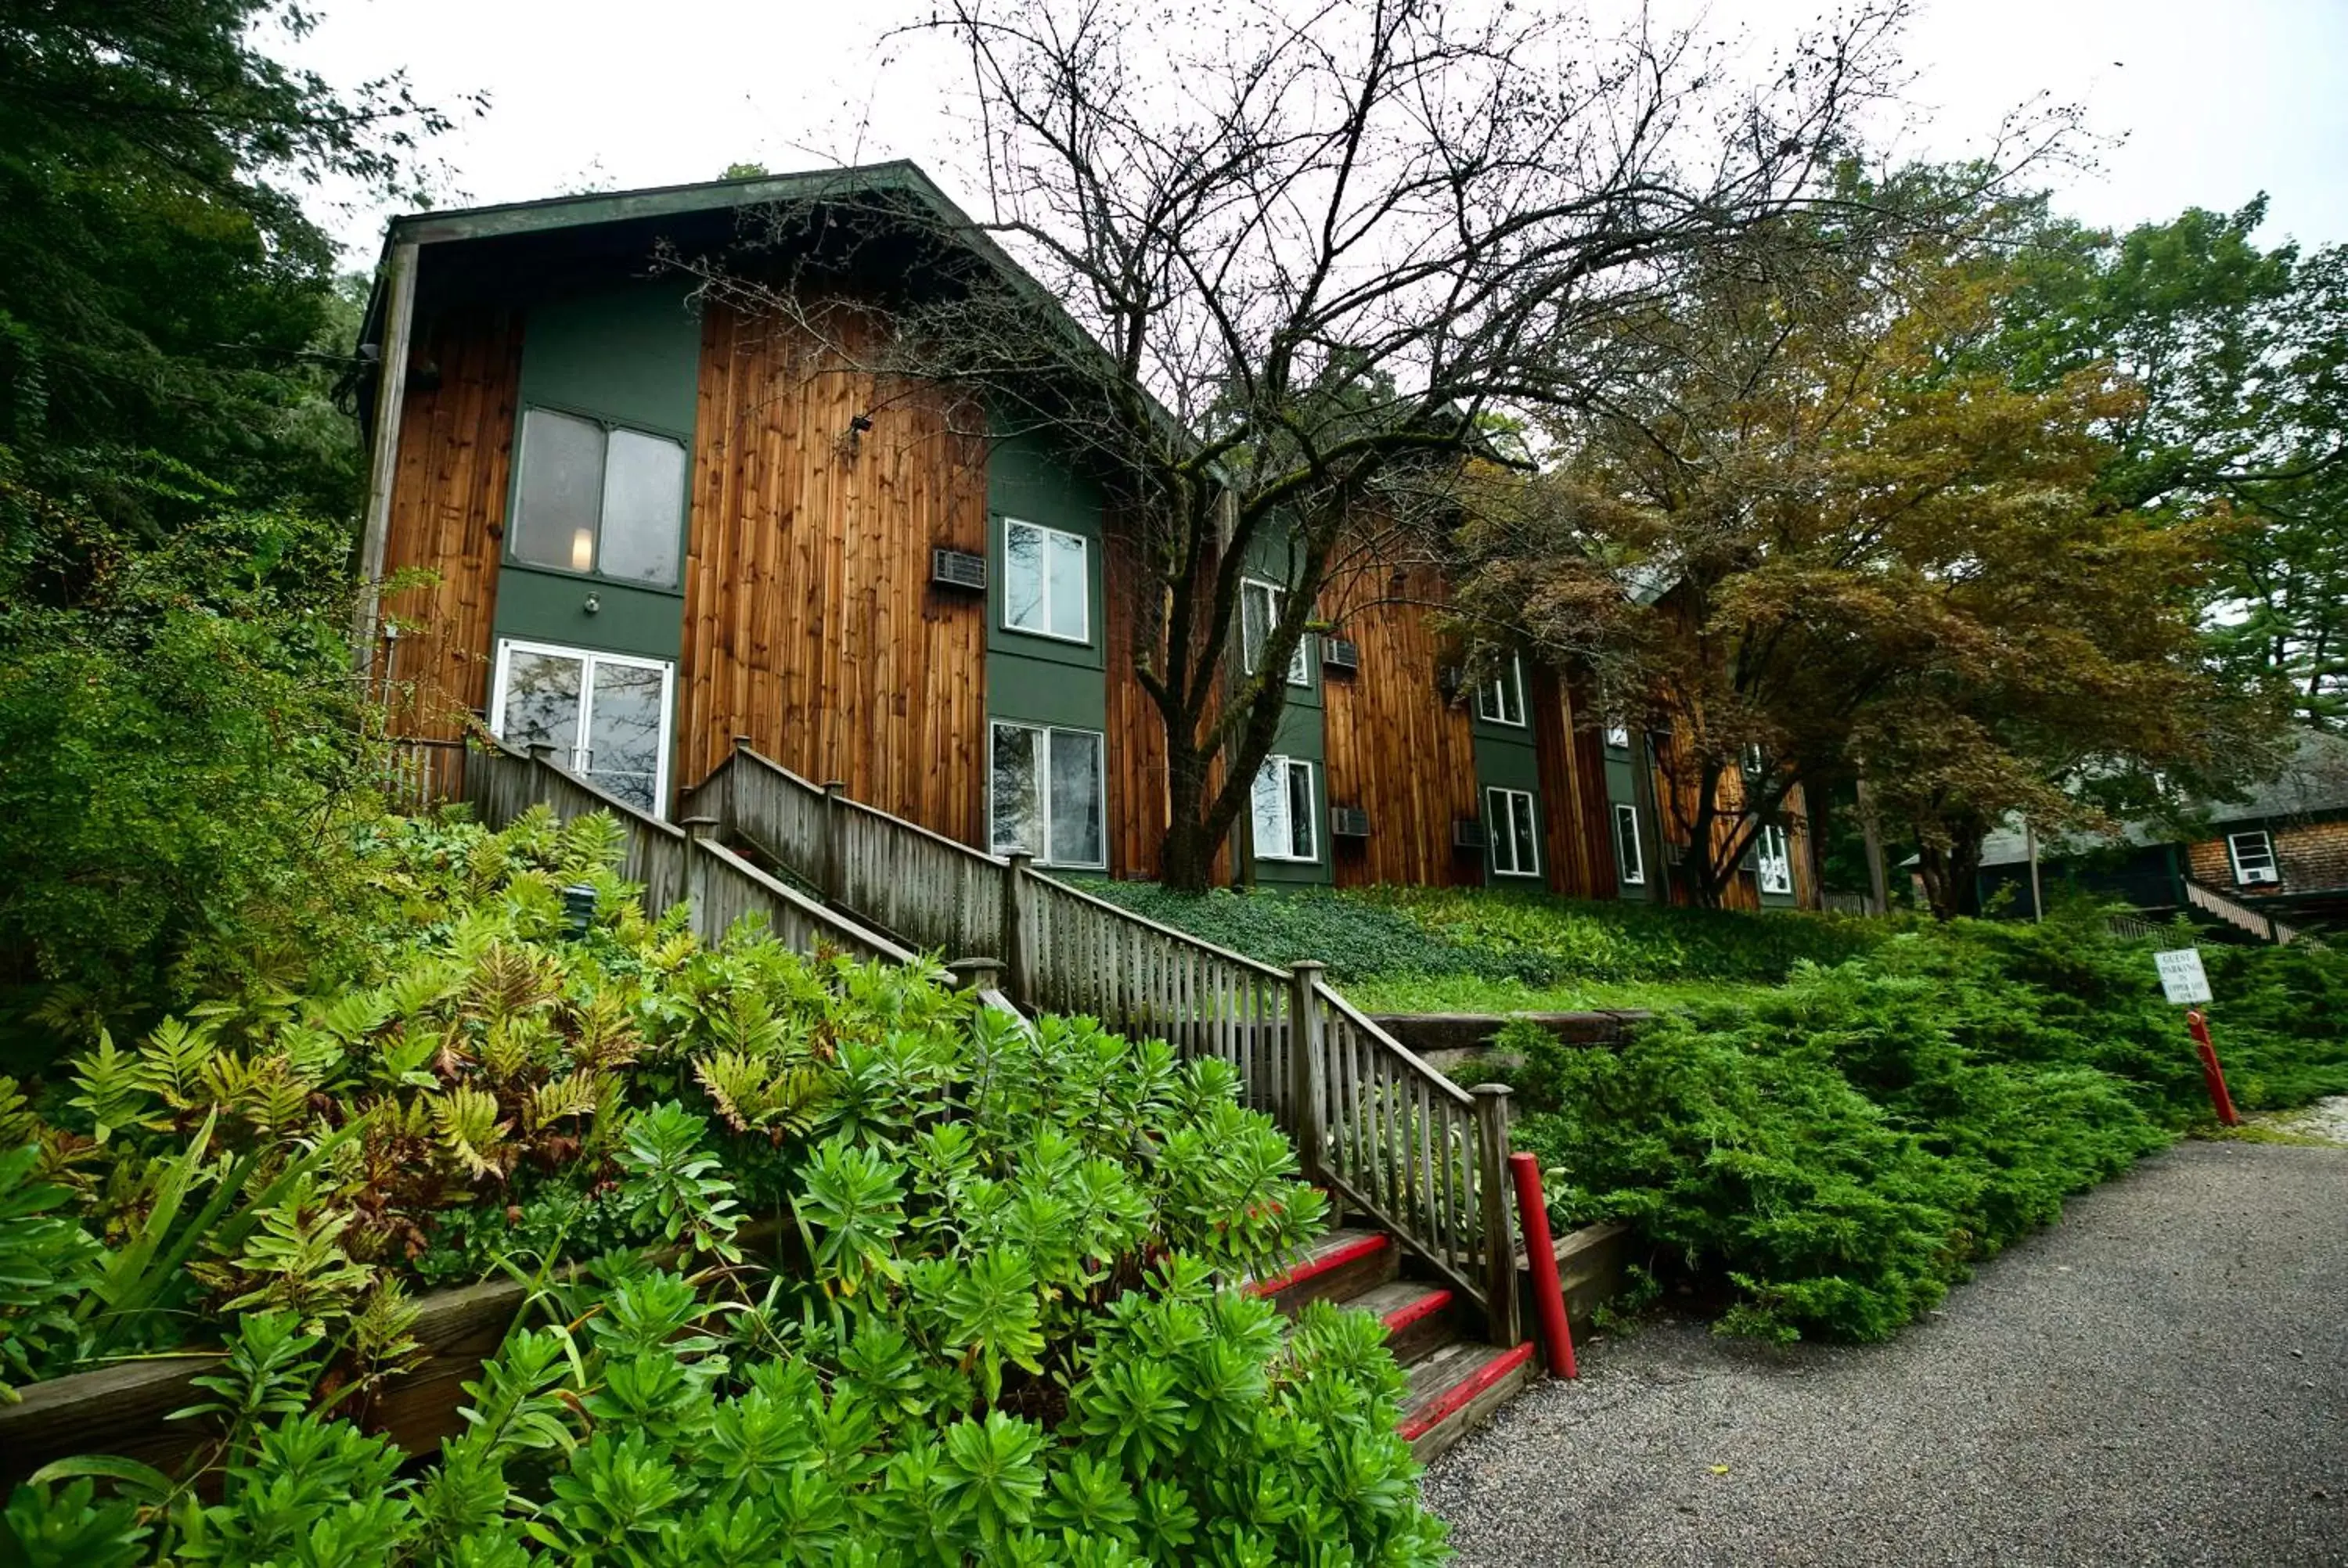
xmin=1240 ymin=577 xmax=1310 ymax=685
xmin=2227 ymin=829 xmax=2280 ymax=886
xmin=1476 ymin=656 xmax=1528 ymax=727
xmin=1756 ymin=824 xmax=1793 ymax=895
xmin=1488 ymin=787 xmax=1541 ymax=878
xmin=1603 ymin=718 xmax=1631 ymax=750
xmin=1613 ymin=802 xmax=1645 ymax=886
xmin=1001 ymin=517 xmax=1090 ymax=644
xmin=1251 ymin=755 xmax=1319 ymax=861
xmin=490 ymin=638 xmax=675 ymax=816
xmin=989 ymin=722 xmax=1106 ymax=867
xmin=510 ymin=407 xmax=688 ymax=589
xmin=1742 ymin=743 xmax=1768 ymax=777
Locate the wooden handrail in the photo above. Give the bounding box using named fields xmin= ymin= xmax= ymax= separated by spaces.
xmin=698 ymin=741 xmax=1511 ymax=1329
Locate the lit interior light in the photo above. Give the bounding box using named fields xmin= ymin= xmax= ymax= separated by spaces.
xmin=571 ymin=528 xmax=593 ymax=573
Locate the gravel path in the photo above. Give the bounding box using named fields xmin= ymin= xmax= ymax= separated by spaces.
xmin=1424 ymin=1140 xmax=2348 ymax=1566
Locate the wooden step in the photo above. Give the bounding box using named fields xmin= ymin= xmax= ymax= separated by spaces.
xmin=1344 ymin=1279 xmax=1460 ymax=1365
xmin=1395 ymin=1339 xmax=1537 ymax=1463
xmin=1244 ymin=1228 xmax=1397 ymax=1312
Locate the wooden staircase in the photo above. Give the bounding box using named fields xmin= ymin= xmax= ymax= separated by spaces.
xmin=456 ymin=735 xmax=1553 ymax=1455
xmin=1248 ymin=1228 xmax=1539 ymax=1462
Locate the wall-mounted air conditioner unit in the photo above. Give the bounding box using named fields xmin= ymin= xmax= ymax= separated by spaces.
xmin=1451 ymin=818 xmax=1487 ymax=851
xmin=1323 ymin=637 xmax=1360 ymax=675
xmin=1331 ymin=806 xmax=1371 ymax=839
xmin=2239 ymin=865 xmax=2280 ymax=886
xmin=931 ymin=548 xmax=987 ymax=592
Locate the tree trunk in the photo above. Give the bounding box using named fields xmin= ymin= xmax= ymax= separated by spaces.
xmin=1158 ymin=728 xmax=1218 ymax=893
xmin=1915 ymin=832 xmax=1986 ymax=920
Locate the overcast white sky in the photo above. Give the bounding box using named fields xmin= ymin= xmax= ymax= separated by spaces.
xmin=283 ymin=0 xmax=2348 ymax=260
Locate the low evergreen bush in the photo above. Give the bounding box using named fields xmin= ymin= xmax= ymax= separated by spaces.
xmin=1511 ymin=906 xmax=2348 ymax=1343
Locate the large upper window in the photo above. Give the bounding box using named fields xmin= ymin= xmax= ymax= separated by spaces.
xmin=1756 ymin=824 xmax=1793 ymax=895
xmin=489 ymin=639 xmax=673 ymax=816
xmin=1241 ymin=579 xmax=1309 ymax=685
xmin=1488 ymin=787 xmax=1540 ymax=878
xmin=1613 ymin=803 xmax=1645 ymax=886
xmin=1002 ymin=518 xmax=1089 ymax=643
xmin=2228 ymin=829 xmax=2279 ymax=886
xmin=510 ymin=408 xmax=686 ymax=589
xmin=991 ymin=722 xmax=1105 ymax=867
xmin=1603 ymin=718 xmax=1631 ymax=750
xmin=1251 ymin=756 xmax=1318 ymax=861
xmin=1476 ymin=656 xmax=1527 ymax=726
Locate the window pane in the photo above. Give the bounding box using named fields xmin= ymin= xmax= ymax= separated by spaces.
xmin=585 ymin=659 xmax=666 ymax=814
xmin=1241 ymin=583 xmax=1273 ymax=674
xmin=1048 ymin=530 xmax=1088 ymax=642
xmin=1615 ymin=805 xmax=1643 ymax=883
xmin=1251 ymin=758 xmax=1287 ymax=852
xmin=599 ymin=429 xmax=686 ymax=588
xmin=1004 ymin=523 xmax=1046 ymax=633
xmin=1511 ymin=793 xmax=1538 ymax=874
xmin=512 ymin=409 xmax=606 ymax=574
xmin=991 ymin=725 xmax=1041 ymax=854
xmin=1287 ymin=761 xmax=1315 ymax=860
xmin=1046 ymin=729 xmax=1104 ymax=865
xmin=499 ymin=649 xmax=583 ymax=762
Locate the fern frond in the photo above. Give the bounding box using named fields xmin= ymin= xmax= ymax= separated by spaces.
xmin=0 ymin=1076 xmax=34 ymax=1148
xmin=693 ymin=1051 xmax=826 ymax=1136
xmin=137 ymin=1016 xmax=221 ymax=1107
xmin=430 ymin=1086 xmax=510 ymax=1179
xmin=558 ymin=812 xmax=630 ymax=878
xmin=527 ymin=1072 xmax=602 ymax=1131
xmin=463 ymin=942 xmax=559 ymax=1025
xmin=69 ymin=1030 xmax=155 ymax=1143
xmin=569 ymin=990 xmax=644 ymax=1070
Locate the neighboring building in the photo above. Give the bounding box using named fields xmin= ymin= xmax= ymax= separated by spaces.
xmin=1976 ymin=729 xmax=2348 ymax=934
xmin=355 ymin=162 xmax=1818 ymax=908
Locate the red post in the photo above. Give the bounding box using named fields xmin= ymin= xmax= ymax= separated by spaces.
xmin=2186 ymin=1009 xmax=2242 ymax=1127
xmin=1507 ymin=1151 xmax=1577 ymax=1379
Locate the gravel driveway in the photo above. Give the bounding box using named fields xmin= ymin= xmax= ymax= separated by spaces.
xmin=1424 ymin=1140 xmax=2348 ymax=1566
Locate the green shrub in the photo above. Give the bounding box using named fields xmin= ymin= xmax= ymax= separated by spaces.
xmin=1512 ymin=957 xmax=2183 ymax=1343
xmin=3 ymin=1256 xmax=1447 ymax=1567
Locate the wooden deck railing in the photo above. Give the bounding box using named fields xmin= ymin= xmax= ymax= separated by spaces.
xmin=383 ymin=736 xmax=468 ymax=815
xmin=683 ymin=744 xmax=1518 ymax=1336
xmin=2182 ymin=877 xmax=2317 ymax=947
xmin=463 ymin=739 xmax=920 ymax=969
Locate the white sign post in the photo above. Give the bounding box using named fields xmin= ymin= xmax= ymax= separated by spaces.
xmin=2154 ymin=947 xmax=2212 ymax=1006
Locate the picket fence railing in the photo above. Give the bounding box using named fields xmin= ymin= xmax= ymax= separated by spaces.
xmin=2182 ymin=876 xmax=2317 ymax=948
xmin=683 ymin=745 xmax=1518 ymax=1335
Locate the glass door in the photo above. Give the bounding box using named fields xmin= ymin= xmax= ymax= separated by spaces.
xmin=490 ymin=639 xmax=675 ymax=816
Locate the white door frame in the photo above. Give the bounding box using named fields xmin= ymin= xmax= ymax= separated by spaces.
xmin=488 ymin=637 xmax=676 ymax=816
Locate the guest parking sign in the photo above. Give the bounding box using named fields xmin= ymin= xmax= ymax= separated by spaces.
xmin=2154 ymin=947 xmax=2212 ymax=1005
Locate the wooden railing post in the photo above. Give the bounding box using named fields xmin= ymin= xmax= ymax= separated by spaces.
xmin=1472 ymin=1083 xmax=1521 ymax=1347
xmin=1001 ymin=852 xmax=1034 ymax=1009
xmin=1287 ymin=962 xmax=1327 ymax=1185
xmin=679 ymin=816 xmax=718 ymax=943
xmin=819 ymin=781 xmax=847 ymax=903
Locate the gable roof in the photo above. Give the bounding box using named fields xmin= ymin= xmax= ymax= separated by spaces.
xmin=1977 ymin=728 xmax=2348 ymax=867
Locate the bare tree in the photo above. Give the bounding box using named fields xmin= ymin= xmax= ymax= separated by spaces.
xmin=688 ymin=0 xmax=1939 ymax=890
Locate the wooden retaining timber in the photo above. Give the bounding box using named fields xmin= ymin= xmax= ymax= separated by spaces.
xmin=686 ymin=743 xmax=1524 ymax=1342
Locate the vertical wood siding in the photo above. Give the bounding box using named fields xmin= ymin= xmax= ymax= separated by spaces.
xmin=1529 ymin=665 xmax=1619 ymax=898
xmin=678 ymin=304 xmax=991 ymax=843
xmin=378 ymin=307 xmax=524 ymax=739
xmin=1321 ymin=566 xmax=1482 ymax=888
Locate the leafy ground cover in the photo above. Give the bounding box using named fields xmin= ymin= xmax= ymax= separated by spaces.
xmin=1504 ymin=906 xmax=2348 ymax=1343
xmin=1079 ymin=881 xmax=1883 ymax=1012
xmin=2 ymin=810 xmax=1451 ymax=1565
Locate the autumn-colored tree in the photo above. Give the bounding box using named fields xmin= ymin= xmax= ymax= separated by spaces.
xmin=1456 ymin=221 xmax=2233 ymax=912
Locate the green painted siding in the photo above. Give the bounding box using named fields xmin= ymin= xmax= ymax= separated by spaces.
xmin=491 ymin=281 xmax=701 ymax=668
xmin=1601 ymin=739 xmax=1650 ymax=899
xmin=984 ymin=428 xmax=1111 ymax=865
xmin=1238 ymin=523 xmax=1328 ymax=885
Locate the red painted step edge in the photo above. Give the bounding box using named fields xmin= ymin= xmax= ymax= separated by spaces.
xmin=1243 ymin=1232 xmax=1392 ymax=1298
xmin=1396 ymin=1343 xmax=1536 ymax=1442
xmin=1380 ymin=1287 xmax=1454 ymax=1336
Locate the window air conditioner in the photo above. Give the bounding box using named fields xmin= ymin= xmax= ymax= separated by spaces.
xmin=1331 ymin=806 xmax=1371 ymax=839
xmin=931 ymin=547 xmax=987 ymax=592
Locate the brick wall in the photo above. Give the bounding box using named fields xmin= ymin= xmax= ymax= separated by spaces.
xmin=2185 ymin=816 xmax=2348 ymax=896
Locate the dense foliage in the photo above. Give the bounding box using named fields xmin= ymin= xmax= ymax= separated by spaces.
xmin=1508 ymin=906 xmax=2348 ymax=1342
xmin=3 ymin=806 xmax=1452 ymax=1563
